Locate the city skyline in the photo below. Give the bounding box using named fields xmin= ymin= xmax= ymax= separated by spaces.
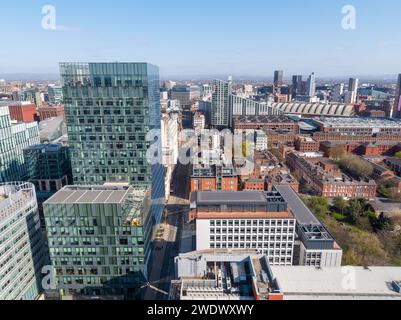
xmin=1 ymin=1 xmax=401 ymax=305
xmin=1 ymin=0 xmax=401 ymax=77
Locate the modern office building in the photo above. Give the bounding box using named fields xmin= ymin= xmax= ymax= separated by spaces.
xmin=274 ymin=70 xmax=284 ymax=87
xmin=170 ymin=85 xmax=200 ymax=109
xmin=291 ymin=75 xmax=303 ymax=99
xmin=190 ymin=187 xmax=342 ymax=267
xmin=48 ymin=85 xmax=63 ymax=104
xmin=43 ymin=185 xmax=152 ymax=298
xmin=345 ymin=78 xmax=359 ymax=104
xmin=0 ymin=182 xmax=45 ymax=300
xmin=0 ymin=105 xmax=40 ymax=182
xmin=24 ymin=144 xmax=72 ymax=194
xmin=23 ymin=143 xmax=72 ymax=228
xmin=211 ymin=78 xmax=233 ymax=128
xmin=189 ymin=190 xmax=296 ymax=266
xmin=274 ymin=185 xmax=343 ymax=267
xmin=306 ymin=72 xmax=316 ymax=98
xmin=60 ymin=62 xmax=165 ymax=223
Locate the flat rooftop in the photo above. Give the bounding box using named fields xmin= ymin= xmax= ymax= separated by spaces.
xmin=274 ymin=185 xmax=319 ymax=225
xmin=233 ymin=115 xmax=294 ymax=124
xmin=196 ymin=191 xmax=268 ymax=205
xmin=271 ymin=266 xmax=401 ymax=300
xmin=313 ymin=117 xmax=401 ymax=128
xmin=195 ymin=191 xmax=286 ymax=206
xmin=45 ymin=185 xmax=133 ymax=204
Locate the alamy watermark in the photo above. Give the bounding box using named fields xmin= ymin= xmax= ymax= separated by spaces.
xmin=341 ymin=5 xmax=357 ymax=30
xmin=41 ymin=5 xmax=57 ymax=30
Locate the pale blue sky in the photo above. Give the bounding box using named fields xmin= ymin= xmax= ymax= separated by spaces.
xmin=1 ymin=0 xmax=401 ymax=78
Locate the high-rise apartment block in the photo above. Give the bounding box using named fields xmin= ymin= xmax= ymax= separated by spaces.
xmin=394 ymin=74 xmax=401 ymax=118
xmin=306 ymin=72 xmax=316 ymax=97
xmin=211 ymin=78 xmax=232 ymax=128
xmin=331 ymin=83 xmax=344 ymax=102
xmin=0 ymin=182 xmax=45 ymax=300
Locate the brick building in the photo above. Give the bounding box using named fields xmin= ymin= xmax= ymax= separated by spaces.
xmin=233 ymin=115 xmax=300 ymax=134
xmin=191 ymin=165 xmax=238 ymax=192
xmin=314 ymin=132 xmax=401 ymax=143
xmin=38 ymin=104 xmax=65 ymax=121
xmin=3 ymin=101 xmax=37 ymax=122
xmin=320 ymin=141 xmax=401 ymax=158
xmin=295 ymin=136 xmax=320 ymax=152
xmin=242 ymin=178 xmax=266 ymax=191
xmin=286 ymin=152 xmax=377 ymax=199
xmin=267 ymin=132 xmax=296 ymax=148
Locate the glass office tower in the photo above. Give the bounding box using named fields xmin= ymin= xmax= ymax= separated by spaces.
xmin=0 ymin=106 xmax=40 ymax=183
xmin=60 ymin=62 xmax=165 ymax=224
xmin=44 ymin=185 xmax=151 ymax=298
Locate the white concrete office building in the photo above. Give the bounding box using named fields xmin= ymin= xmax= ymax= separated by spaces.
xmin=190 ymin=191 xmax=296 ymax=266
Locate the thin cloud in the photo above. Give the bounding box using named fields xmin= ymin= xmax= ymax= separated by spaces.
xmin=54 ymin=25 xmax=81 ymax=32
xmin=132 ymin=38 xmax=151 ymax=47
xmin=376 ymin=41 xmax=397 ymax=48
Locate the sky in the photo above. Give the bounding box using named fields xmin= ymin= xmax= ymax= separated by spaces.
xmin=1 ymin=0 xmax=401 ymax=78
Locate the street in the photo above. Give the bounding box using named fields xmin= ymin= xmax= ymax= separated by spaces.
xmin=142 ymin=163 xmax=191 ymax=300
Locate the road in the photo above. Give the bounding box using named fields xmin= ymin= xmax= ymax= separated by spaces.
xmin=142 ymin=163 xmax=191 ymax=300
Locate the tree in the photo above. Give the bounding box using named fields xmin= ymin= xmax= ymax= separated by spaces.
xmin=370 ymin=214 xmax=392 ymax=232
xmin=394 ymin=151 xmax=401 ymax=159
xmin=329 ymin=145 xmax=346 ymax=160
xmin=305 ymin=197 xmax=330 ymax=218
xmin=339 ymin=155 xmax=373 ymax=179
xmin=388 ymin=188 xmax=401 ymax=201
xmin=333 ymin=196 xmax=347 ymax=214
xmin=347 ymin=198 xmax=364 ymax=224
